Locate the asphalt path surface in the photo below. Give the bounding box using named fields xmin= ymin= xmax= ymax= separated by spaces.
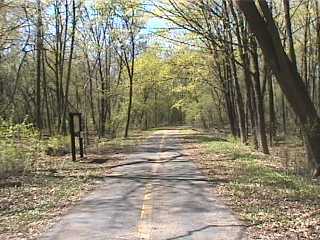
xmin=40 ymin=129 xmax=247 ymax=240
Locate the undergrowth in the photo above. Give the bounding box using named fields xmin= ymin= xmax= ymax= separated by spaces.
xmin=0 ymin=120 xmax=42 ymax=177
xmin=0 ymin=124 xmax=151 ymax=240
xmin=196 ymin=134 xmax=320 ymax=239
xmin=0 ymin=120 xmax=71 ymax=178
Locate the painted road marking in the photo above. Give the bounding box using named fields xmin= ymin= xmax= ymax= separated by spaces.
xmin=137 ymin=134 xmax=166 ymax=240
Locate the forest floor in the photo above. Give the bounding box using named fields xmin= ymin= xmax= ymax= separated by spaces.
xmin=186 ymin=129 xmax=320 ymax=240
xmin=1 ymin=127 xmax=320 ymax=240
xmin=0 ymin=130 xmax=153 ymax=240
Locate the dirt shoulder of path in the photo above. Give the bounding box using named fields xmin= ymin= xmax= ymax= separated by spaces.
xmin=180 ymin=129 xmax=320 ymax=240
xmin=0 ymin=130 xmax=151 ymax=240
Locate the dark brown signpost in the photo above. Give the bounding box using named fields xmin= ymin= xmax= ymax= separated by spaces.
xmin=69 ymin=112 xmax=84 ymax=161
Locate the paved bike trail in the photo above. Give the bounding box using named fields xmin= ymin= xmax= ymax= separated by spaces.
xmin=40 ymin=129 xmax=246 ymax=240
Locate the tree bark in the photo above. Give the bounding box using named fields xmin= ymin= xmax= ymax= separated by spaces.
xmin=223 ymin=2 xmax=247 ymax=143
xmin=35 ymin=0 xmax=43 ymax=129
xmin=250 ymin=40 xmax=269 ymax=154
xmin=61 ymin=0 xmax=76 ymax=134
xmin=268 ymin=75 xmax=276 ymax=146
xmin=123 ymin=8 xmax=136 ymax=138
xmin=283 ymin=0 xmax=297 ymax=66
xmin=229 ymin=4 xmax=258 ymax=147
xmin=234 ymin=0 xmax=320 ymax=176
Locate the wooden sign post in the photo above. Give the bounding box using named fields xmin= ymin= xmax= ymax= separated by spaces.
xmin=69 ymin=112 xmax=84 ymax=161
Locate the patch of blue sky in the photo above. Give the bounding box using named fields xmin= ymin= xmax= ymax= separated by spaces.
xmin=143 ymin=17 xmax=168 ymax=34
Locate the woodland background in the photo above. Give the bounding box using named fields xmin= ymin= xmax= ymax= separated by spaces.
xmin=1 ymin=0 xmax=320 ymax=179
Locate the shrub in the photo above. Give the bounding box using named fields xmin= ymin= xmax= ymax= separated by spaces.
xmin=44 ymin=135 xmax=70 ymax=156
xmin=0 ymin=120 xmax=42 ymax=178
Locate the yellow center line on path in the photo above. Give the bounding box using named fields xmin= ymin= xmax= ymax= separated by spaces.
xmin=137 ymin=134 xmax=166 ymax=240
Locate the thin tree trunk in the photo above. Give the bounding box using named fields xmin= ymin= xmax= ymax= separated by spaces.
xmin=250 ymin=41 xmax=269 ymax=154
xmin=303 ymin=1 xmax=310 ymax=93
xmin=61 ymin=0 xmax=76 ymax=134
xmin=54 ymin=0 xmax=62 ymax=129
xmin=316 ymin=0 xmax=320 ymax=110
xmin=235 ymin=0 xmax=320 ymax=176
xmin=124 ymin=9 xmax=136 ymax=138
xmin=35 ymin=0 xmax=42 ymax=129
xmin=42 ymin=50 xmax=52 ymax=135
xmin=223 ymin=3 xmax=246 ymax=143
xmin=229 ymin=4 xmax=258 ymax=147
xmin=268 ymin=75 xmax=276 ymax=146
xmin=283 ymin=0 xmax=297 ymax=66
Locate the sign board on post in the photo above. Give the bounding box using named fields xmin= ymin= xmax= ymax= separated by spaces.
xmin=69 ymin=112 xmax=84 ymax=161
xmin=73 ymin=114 xmax=80 ymax=136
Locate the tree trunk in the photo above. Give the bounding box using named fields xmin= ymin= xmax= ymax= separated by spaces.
xmin=229 ymin=4 xmax=258 ymax=147
xmin=235 ymin=0 xmax=320 ymax=176
xmin=316 ymin=0 xmax=320 ymax=111
xmin=35 ymin=0 xmax=42 ymax=129
xmin=124 ymin=9 xmax=136 ymax=138
xmin=222 ymin=4 xmax=247 ymax=143
xmin=61 ymin=0 xmax=76 ymax=134
xmin=42 ymin=49 xmax=51 ymax=135
xmin=283 ymin=0 xmax=297 ymax=66
xmin=217 ymin=57 xmax=237 ymax=137
xmin=268 ymin=75 xmax=276 ymax=146
xmin=250 ymin=40 xmax=269 ymax=154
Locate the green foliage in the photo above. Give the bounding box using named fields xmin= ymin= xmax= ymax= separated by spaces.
xmin=131 ymin=44 xmax=221 ymax=128
xmin=234 ymin=160 xmax=320 ymax=200
xmin=201 ymin=135 xmax=320 ymax=233
xmin=205 ymin=137 xmax=256 ymax=160
xmin=0 ymin=120 xmax=42 ymax=178
xmin=0 ymin=120 xmax=73 ymax=177
xmin=44 ymin=135 xmax=70 ymax=156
